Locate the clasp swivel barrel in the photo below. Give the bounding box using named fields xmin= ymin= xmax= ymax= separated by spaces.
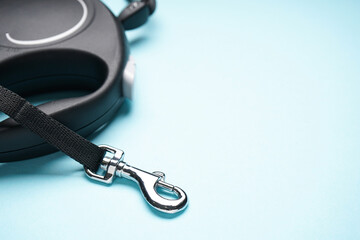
xmin=84 ymin=145 xmax=188 ymax=214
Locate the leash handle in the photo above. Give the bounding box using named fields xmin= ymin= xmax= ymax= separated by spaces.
xmin=119 ymin=0 xmax=156 ymax=30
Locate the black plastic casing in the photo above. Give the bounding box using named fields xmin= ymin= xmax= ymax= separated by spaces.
xmin=0 ymin=0 xmax=129 ymax=161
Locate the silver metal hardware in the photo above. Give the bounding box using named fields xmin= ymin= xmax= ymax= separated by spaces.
xmin=84 ymin=145 xmax=188 ymax=214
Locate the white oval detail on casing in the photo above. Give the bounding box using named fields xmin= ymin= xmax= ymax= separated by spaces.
xmin=5 ymin=0 xmax=88 ymax=46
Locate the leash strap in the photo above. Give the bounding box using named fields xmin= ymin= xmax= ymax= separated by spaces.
xmin=0 ymin=85 xmax=104 ymax=172
xmin=0 ymin=85 xmax=189 ymax=214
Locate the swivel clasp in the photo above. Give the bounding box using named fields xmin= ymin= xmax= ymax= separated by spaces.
xmin=84 ymin=145 xmax=188 ymax=214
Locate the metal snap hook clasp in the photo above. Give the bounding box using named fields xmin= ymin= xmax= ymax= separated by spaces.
xmin=120 ymin=166 xmax=188 ymax=214
xmin=84 ymin=145 xmax=188 ymax=214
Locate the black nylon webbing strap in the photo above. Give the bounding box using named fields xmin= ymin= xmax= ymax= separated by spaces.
xmin=0 ymin=85 xmax=105 ymax=172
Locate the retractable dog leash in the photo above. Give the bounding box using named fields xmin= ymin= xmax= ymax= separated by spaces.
xmin=0 ymin=0 xmax=188 ymax=214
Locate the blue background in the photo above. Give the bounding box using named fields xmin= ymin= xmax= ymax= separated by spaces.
xmin=1 ymin=0 xmax=360 ymax=239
